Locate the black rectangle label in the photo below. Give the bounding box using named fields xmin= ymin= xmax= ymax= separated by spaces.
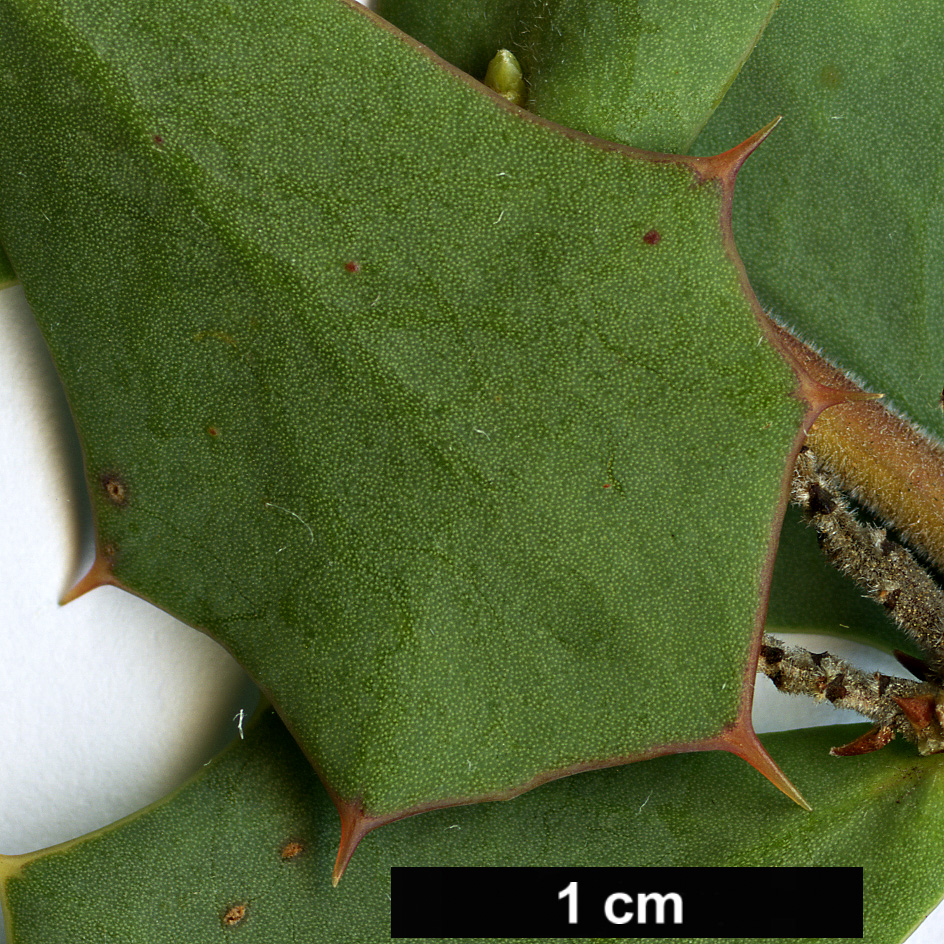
xmin=390 ymin=866 xmax=862 ymax=938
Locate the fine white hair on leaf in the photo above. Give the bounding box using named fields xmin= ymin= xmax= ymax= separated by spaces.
xmin=263 ymin=501 xmax=315 ymax=545
xmin=765 ymin=305 xmax=944 ymax=448
xmin=765 ymin=306 xmax=944 ymax=563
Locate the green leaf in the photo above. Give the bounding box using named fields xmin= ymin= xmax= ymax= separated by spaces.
xmin=696 ymin=0 xmax=944 ymax=437
xmin=375 ymin=0 xmax=781 ymax=152
xmin=3 ymin=708 xmax=943 ymax=943
xmin=695 ymin=0 xmax=944 ymax=651
xmin=374 ymin=0 xmax=518 ymax=85
xmin=0 ymin=0 xmax=806 ymax=865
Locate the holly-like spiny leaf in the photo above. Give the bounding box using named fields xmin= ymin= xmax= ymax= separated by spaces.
xmin=2 ymin=708 xmax=942 ymax=944
xmin=0 ymin=0 xmax=813 ymax=875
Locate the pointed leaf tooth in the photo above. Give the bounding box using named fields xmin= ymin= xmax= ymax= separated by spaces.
xmin=695 ymin=116 xmax=782 ymax=186
xmin=712 ymin=722 xmax=811 ymax=811
xmin=60 ymin=549 xmax=121 ymax=605
xmin=331 ymin=800 xmax=373 ymax=886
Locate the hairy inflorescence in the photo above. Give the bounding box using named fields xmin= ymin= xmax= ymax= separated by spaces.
xmin=760 ymin=447 xmax=944 ymax=755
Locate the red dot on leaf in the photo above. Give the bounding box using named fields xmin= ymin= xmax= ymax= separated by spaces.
xmin=642 ymin=229 xmax=661 ymax=245
xmin=344 ymin=261 xmax=360 ymax=273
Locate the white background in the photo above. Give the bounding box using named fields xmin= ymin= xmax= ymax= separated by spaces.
xmin=2 ymin=280 xmax=943 ymax=941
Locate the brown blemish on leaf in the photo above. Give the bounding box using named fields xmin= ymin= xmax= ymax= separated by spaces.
xmin=280 ymin=840 xmax=305 ymax=861
xmin=207 ymin=425 xmax=219 ymax=438
xmin=221 ymin=902 xmax=247 ymax=927
xmin=100 ymin=472 xmax=128 ymax=506
xmin=642 ymin=229 xmax=661 ymax=245
xmin=344 ymin=260 xmax=360 ymax=273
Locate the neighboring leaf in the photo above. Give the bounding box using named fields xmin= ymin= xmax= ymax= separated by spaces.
xmin=374 ymin=0 xmax=518 ymax=85
xmin=3 ymin=708 xmax=943 ymax=943
xmin=766 ymin=505 xmax=926 ymax=659
xmin=696 ymin=0 xmax=944 ymax=437
xmin=375 ymin=0 xmax=781 ymax=152
xmin=695 ymin=0 xmax=944 ymax=647
xmin=0 ymin=0 xmax=807 ymax=871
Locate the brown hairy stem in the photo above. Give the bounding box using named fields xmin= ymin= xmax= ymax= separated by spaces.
xmin=791 ymin=448 xmax=944 ymax=679
xmin=759 ymin=634 xmax=944 ymax=755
